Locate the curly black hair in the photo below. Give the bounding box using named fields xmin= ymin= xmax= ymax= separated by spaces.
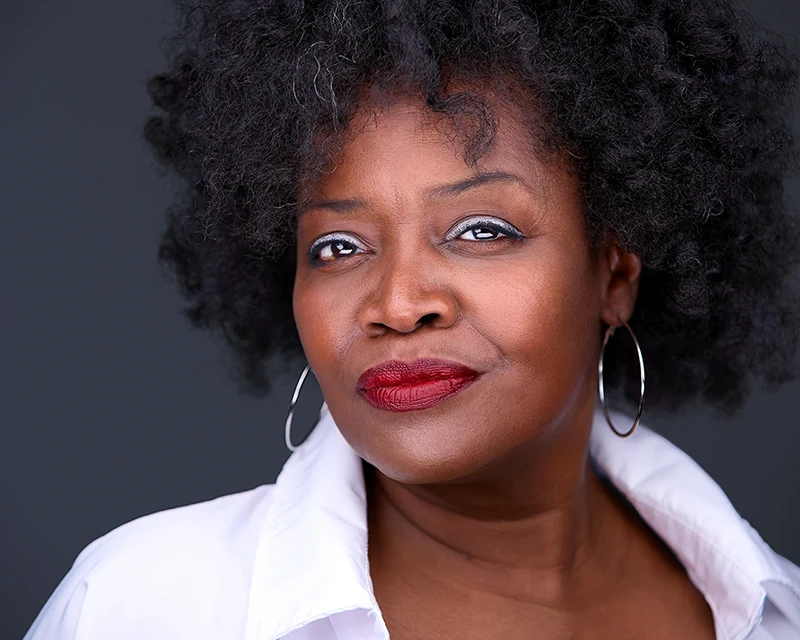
xmin=144 ymin=0 xmax=800 ymax=415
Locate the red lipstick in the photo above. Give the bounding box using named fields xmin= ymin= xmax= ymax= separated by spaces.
xmin=357 ymin=358 xmax=480 ymax=412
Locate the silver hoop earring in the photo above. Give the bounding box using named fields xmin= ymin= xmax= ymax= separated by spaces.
xmin=598 ymin=322 xmax=645 ymax=438
xmin=285 ymin=364 xmax=319 ymax=453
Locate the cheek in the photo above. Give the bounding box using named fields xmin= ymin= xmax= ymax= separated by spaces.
xmin=294 ymin=279 xmax=332 ymax=356
xmin=468 ymin=242 xmax=599 ymax=406
xmin=292 ymin=271 xmax=358 ymax=381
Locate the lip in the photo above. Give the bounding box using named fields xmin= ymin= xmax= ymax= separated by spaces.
xmin=356 ymin=358 xmax=481 ymax=412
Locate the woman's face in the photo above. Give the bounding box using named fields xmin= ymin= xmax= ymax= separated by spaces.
xmin=293 ymin=96 xmax=639 ymax=484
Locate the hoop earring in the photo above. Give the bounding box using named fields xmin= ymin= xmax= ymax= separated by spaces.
xmin=285 ymin=364 xmax=320 ymax=453
xmin=598 ymin=321 xmax=645 ymax=438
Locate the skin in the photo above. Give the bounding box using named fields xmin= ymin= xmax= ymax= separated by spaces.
xmin=293 ymin=94 xmax=716 ymax=639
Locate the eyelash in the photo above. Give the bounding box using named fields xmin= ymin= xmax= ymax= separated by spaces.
xmin=308 ymin=217 xmax=525 ymax=265
xmin=445 ymin=217 xmax=524 ymax=243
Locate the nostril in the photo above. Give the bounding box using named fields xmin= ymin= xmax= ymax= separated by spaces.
xmin=419 ymin=313 xmax=439 ymax=326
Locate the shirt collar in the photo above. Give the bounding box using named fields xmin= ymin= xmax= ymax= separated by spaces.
xmin=245 ymin=403 xmax=383 ymax=640
xmin=246 ymin=405 xmax=799 ymax=640
xmin=589 ymin=413 xmax=800 ymax=638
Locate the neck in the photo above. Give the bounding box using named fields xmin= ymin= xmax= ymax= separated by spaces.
xmin=365 ymin=404 xmax=637 ymax=608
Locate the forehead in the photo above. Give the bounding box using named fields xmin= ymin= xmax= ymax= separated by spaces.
xmin=300 ymin=90 xmax=556 ymax=201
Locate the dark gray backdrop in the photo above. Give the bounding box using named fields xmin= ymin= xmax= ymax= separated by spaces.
xmin=1 ymin=1 xmax=799 ymax=638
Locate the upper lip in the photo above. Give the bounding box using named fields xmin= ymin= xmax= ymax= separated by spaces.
xmin=357 ymin=358 xmax=480 ymax=390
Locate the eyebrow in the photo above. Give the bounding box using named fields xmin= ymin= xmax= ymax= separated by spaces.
xmin=299 ymin=170 xmax=527 ymax=214
xmin=298 ymin=197 xmax=366 ymax=214
xmin=423 ymin=171 xmax=528 ymax=199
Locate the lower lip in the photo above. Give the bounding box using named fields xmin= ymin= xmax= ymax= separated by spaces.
xmin=358 ymin=376 xmax=478 ymax=412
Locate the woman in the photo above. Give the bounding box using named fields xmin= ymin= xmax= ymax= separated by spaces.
xmin=24 ymin=0 xmax=800 ymax=638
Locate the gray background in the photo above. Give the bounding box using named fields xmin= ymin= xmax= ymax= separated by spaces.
xmin=1 ymin=1 xmax=799 ymax=638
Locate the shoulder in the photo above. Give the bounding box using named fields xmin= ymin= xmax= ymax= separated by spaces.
xmin=23 ymin=484 xmax=277 ymax=640
xmin=591 ymin=413 xmax=800 ymax=634
xmin=72 ymin=482 xmax=276 ymax=572
xmin=740 ymin=519 xmax=800 ymax=630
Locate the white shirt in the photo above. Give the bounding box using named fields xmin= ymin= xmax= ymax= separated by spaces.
xmin=23 ymin=405 xmax=800 ymax=640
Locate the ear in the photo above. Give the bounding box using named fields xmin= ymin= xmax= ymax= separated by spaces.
xmin=598 ymin=238 xmax=641 ymax=327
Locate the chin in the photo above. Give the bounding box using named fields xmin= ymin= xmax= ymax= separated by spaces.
xmin=356 ymin=417 xmax=500 ymax=485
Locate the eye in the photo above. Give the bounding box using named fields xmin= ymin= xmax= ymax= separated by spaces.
xmin=446 ymin=216 xmax=525 ymax=243
xmin=308 ymin=232 xmax=368 ymax=265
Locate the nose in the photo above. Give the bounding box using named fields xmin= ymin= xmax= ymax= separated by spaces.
xmin=358 ymin=250 xmax=458 ymax=337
